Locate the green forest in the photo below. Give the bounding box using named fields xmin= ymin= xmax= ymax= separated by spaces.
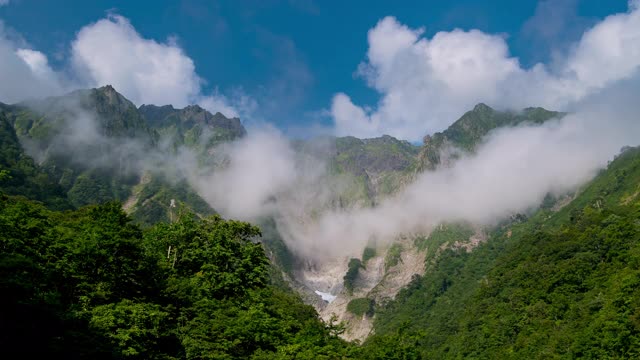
xmin=0 ymin=194 xmax=359 ymax=359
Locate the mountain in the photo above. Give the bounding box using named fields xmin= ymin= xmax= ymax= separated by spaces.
xmin=286 ymin=104 xmax=564 ymax=330
xmin=139 ymin=103 xmax=246 ymax=146
xmin=139 ymin=103 xmax=246 ymax=172
xmin=0 ymin=86 xmax=249 ymax=224
xmin=331 ymin=135 xmax=420 ymax=202
xmin=300 ymin=104 xmax=562 ymax=210
xmin=3 ymin=85 xmax=157 ymax=208
xmin=10 ymin=84 xmax=154 ymax=144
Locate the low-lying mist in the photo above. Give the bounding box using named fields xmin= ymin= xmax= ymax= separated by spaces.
xmin=192 ymin=80 xmax=640 ymax=262
xmin=15 ymin=74 xmax=640 ymax=266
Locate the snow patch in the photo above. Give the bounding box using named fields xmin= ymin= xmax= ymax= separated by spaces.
xmin=315 ymin=290 xmax=337 ymax=303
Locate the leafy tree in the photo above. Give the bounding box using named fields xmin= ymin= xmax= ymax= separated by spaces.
xmin=344 ymin=258 xmax=363 ymax=295
xmin=347 ymin=298 xmax=375 ymax=317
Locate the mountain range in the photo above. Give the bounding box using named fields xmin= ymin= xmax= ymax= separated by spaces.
xmin=1 ymin=85 xmax=639 ymax=358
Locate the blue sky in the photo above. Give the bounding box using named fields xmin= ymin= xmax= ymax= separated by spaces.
xmin=0 ymin=0 xmax=634 ymax=139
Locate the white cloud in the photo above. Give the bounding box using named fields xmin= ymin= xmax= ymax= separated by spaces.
xmin=15 ymin=48 xmax=57 ymax=81
xmin=198 ymin=94 xmax=239 ymax=118
xmin=194 ymin=128 xmax=297 ymax=219
xmin=0 ymin=14 xmax=243 ymax=116
xmin=0 ymin=1 xmax=9 ymax=6
xmin=333 ymin=3 xmax=640 ymax=141
xmin=0 ymin=25 xmax=62 ymax=103
xmin=71 ymin=15 xmax=199 ymax=107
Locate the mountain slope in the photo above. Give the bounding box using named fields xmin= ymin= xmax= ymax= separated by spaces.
xmin=0 ymin=109 xmax=70 ymax=210
xmin=283 ymin=104 xmax=565 ymax=340
xmin=332 ymin=135 xmax=420 ymax=202
xmin=4 ymin=85 xmax=157 ymax=208
xmin=364 ymin=146 xmax=640 ymax=358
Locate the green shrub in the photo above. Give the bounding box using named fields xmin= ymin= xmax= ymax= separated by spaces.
xmin=385 ymin=243 xmax=403 ymax=270
xmin=347 ymin=298 xmax=375 ymax=317
xmin=344 ymin=258 xmax=363 ymax=294
xmin=362 ymin=247 xmax=377 ymax=263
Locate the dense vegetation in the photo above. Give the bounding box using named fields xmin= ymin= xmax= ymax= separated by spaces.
xmin=343 ymin=258 xmax=363 ymax=295
xmin=0 ymin=194 xmax=357 ymax=359
xmin=347 ymin=298 xmax=375 ymax=317
xmin=384 ymin=243 xmax=403 ymax=270
xmin=365 ymin=147 xmax=640 ymax=358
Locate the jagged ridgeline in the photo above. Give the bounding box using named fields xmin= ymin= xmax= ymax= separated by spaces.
xmin=322 ymin=104 xmax=563 ymax=206
xmin=0 ymin=85 xmax=561 ymax=225
xmin=0 ymin=85 xmax=246 ymax=224
xmin=418 ymin=103 xmax=564 ymax=171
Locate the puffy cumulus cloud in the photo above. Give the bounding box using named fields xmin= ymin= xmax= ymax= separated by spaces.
xmin=16 ymin=48 xmax=58 ymax=81
xmin=333 ymin=3 xmax=640 ymax=141
xmin=0 ymin=24 xmax=62 ymax=103
xmin=71 ymin=14 xmax=237 ymax=116
xmin=0 ymin=14 xmax=243 ymax=116
xmin=564 ymin=4 xmax=640 ymax=94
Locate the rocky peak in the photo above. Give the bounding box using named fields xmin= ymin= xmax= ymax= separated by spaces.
xmin=472 ymin=102 xmax=493 ymax=113
xmin=93 ymin=85 xmax=137 ymax=113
